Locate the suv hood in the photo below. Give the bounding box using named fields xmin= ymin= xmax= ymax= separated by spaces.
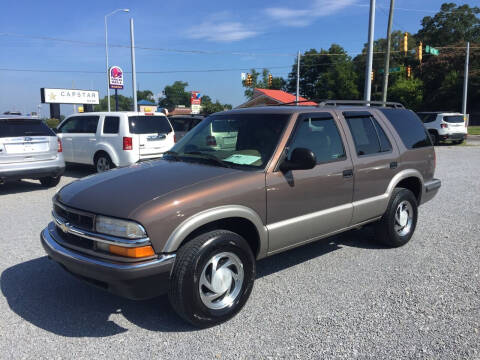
xmin=56 ymin=160 xmax=237 ymax=218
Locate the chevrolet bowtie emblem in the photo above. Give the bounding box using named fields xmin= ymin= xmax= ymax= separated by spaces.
xmin=59 ymin=222 xmax=69 ymax=233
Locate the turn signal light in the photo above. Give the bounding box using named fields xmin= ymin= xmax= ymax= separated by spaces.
xmin=109 ymin=245 xmax=155 ymax=258
xmin=123 ymin=136 xmax=133 ymax=150
xmin=57 ymin=138 xmax=63 ymax=153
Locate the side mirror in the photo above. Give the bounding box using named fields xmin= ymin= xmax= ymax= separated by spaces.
xmin=280 ymin=147 xmax=316 ymax=172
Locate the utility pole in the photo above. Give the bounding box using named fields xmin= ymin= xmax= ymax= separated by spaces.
xmin=364 ymin=0 xmax=376 ymax=102
xmin=381 ymin=0 xmax=394 ymax=105
xmin=462 ymin=41 xmax=470 ymax=117
xmin=296 ymin=50 xmax=300 ymax=104
xmin=130 ymin=18 xmax=138 ymax=112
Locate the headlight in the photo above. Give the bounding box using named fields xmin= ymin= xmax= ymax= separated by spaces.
xmin=95 ymin=216 xmax=147 ymax=239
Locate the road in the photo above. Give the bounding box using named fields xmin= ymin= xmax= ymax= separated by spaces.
xmin=1 ymin=147 xmax=479 ymax=359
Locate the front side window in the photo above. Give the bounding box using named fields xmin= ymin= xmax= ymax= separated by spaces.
xmin=345 ymin=112 xmax=392 ymax=156
xmin=168 ymin=113 xmax=289 ymax=169
xmin=59 ymin=117 xmax=80 ymax=133
xmin=288 ymin=114 xmax=345 ymax=164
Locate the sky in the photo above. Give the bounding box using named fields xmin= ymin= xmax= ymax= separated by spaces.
xmin=0 ymin=0 xmax=478 ymax=117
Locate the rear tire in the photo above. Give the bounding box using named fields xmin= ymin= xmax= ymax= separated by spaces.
xmin=429 ymin=132 xmax=439 ymax=145
xmin=374 ymin=188 xmax=418 ymax=247
xmin=39 ymin=176 xmax=61 ymax=188
xmin=94 ymin=153 xmax=114 ymax=173
xmin=168 ymin=230 xmax=255 ymax=328
xmin=452 ymin=140 xmax=463 ymax=145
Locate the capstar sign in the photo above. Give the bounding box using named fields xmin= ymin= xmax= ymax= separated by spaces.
xmin=109 ymin=66 xmax=124 ymax=89
xmin=40 ymin=88 xmax=99 ymax=105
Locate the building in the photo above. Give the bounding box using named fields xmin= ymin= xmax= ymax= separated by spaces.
xmin=137 ymin=99 xmax=158 ymax=113
xmin=236 ymin=88 xmax=317 ymax=108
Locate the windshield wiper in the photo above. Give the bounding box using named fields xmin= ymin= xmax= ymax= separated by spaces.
xmin=162 ymin=150 xmax=181 ymax=161
xmin=183 ymin=151 xmax=231 ymax=168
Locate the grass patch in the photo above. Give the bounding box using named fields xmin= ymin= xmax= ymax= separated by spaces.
xmin=468 ymin=126 xmax=480 ymax=135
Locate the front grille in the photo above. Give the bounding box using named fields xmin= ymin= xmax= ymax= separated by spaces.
xmin=58 ymin=231 xmax=94 ymax=250
xmin=54 ymin=203 xmax=94 ymax=231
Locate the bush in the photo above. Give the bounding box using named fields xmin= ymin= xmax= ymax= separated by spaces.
xmin=45 ymin=118 xmax=60 ymax=128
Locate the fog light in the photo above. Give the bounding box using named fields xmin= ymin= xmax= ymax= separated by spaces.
xmin=109 ymin=245 xmax=155 ymax=258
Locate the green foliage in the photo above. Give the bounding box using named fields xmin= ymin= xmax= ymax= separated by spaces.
xmin=94 ymin=95 xmax=133 ymax=111
xmin=388 ymin=77 xmax=424 ymax=110
xmin=242 ymin=68 xmax=286 ymax=99
xmin=468 ymin=126 xmax=480 ymax=135
xmin=158 ymin=81 xmax=190 ymax=109
xmin=417 ymin=3 xmax=480 ymax=46
xmin=201 ymin=95 xmax=232 ymax=115
xmin=45 ymin=118 xmax=60 ymax=128
xmin=137 ymin=90 xmax=155 ymax=102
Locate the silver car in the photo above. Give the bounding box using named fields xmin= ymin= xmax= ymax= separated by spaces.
xmin=0 ymin=115 xmax=65 ymax=187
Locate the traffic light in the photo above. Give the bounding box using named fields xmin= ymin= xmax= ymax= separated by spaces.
xmin=406 ymin=66 xmax=412 ymax=78
xmin=246 ymin=73 xmax=252 ymax=86
xmin=371 ymin=71 xmax=374 ymax=82
xmin=418 ymin=42 xmax=423 ymax=62
xmin=268 ymin=73 xmax=273 ymax=87
xmin=403 ymin=32 xmax=408 ymax=55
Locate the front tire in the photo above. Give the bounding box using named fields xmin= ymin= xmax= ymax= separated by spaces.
xmin=39 ymin=176 xmax=61 ymax=188
xmin=168 ymin=230 xmax=256 ymax=328
xmin=374 ymin=188 xmax=418 ymax=247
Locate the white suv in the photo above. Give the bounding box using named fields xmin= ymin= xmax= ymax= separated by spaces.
xmin=417 ymin=112 xmax=467 ymax=145
xmin=57 ymin=112 xmax=175 ymax=172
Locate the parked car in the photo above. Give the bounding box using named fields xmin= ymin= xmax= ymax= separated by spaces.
xmin=0 ymin=115 xmax=64 ymax=186
xmin=417 ymin=112 xmax=467 ymax=145
xmin=41 ymin=101 xmax=441 ymax=327
xmin=168 ymin=115 xmax=203 ymax=141
xmin=56 ymin=112 xmax=175 ymax=172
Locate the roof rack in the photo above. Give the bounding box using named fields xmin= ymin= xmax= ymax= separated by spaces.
xmin=317 ymin=100 xmax=405 ymax=109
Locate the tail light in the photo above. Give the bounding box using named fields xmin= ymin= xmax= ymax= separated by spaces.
xmin=174 ymin=134 xmax=178 ymax=143
xmin=440 ymin=123 xmax=448 ymax=128
xmin=123 ymin=137 xmax=133 ymax=150
xmin=206 ymin=135 xmax=217 ymax=146
xmin=57 ymin=138 xmax=62 ymax=153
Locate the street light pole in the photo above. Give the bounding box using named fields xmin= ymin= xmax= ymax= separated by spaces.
xmin=462 ymin=41 xmax=470 ymax=116
xmin=364 ymin=0 xmax=376 ymax=102
xmin=296 ymin=50 xmax=300 ymax=105
xmin=104 ymin=9 xmax=129 ymax=112
xmin=130 ymin=18 xmax=137 ymax=112
xmin=381 ymin=0 xmax=395 ymax=105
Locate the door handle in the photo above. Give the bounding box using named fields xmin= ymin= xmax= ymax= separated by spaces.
xmin=390 ymin=161 xmax=398 ymax=169
xmin=343 ymin=169 xmax=353 ymax=178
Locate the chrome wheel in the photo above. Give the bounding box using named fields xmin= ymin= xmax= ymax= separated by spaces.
xmin=96 ymin=157 xmax=110 ymax=172
xmin=394 ymin=200 xmax=413 ymax=236
xmin=199 ymin=252 xmax=244 ymax=310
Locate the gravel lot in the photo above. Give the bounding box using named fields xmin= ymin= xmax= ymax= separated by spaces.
xmin=1 ymin=146 xmax=479 ymax=359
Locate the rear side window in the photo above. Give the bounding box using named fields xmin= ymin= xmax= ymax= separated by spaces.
xmin=0 ymin=119 xmax=54 ymax=137
xmin=444 ymin=115 xmax=464 ymax=123
xmin=103 ymin=116 xmax=119 ymax=134
xmin=288 ymin=114 xmax=346 ymax=164
xmin=128 ymin=116 xmax=172 ymax=134
xmin=379 ymin=109 xmax=431 ymax=149
xmin=344 ymin=112 xmax=392 ymax=156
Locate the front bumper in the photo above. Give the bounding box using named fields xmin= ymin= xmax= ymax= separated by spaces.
xmin=422 ymin=178 xmax=441 ymax=204
xmin=40 ymin=224 xmax=175 ymax=300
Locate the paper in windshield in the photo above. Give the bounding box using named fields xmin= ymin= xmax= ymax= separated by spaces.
xmin=224 ymin=154 xmax=261 ymax=165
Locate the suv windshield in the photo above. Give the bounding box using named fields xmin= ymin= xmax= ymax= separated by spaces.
xmin=168 ymin=113 xmax=289 ymax=169
xmin=444 ymin=115 xmax=464 ymax=123
xmin=0 ymin=119 xmax=54 ymax=137
xmin=128 ymin=116 xmax=172 ymax=134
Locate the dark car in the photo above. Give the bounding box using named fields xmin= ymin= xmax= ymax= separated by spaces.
xmin=41 ymin=101 xmax=441 ymax=327
xmin=168 ymin=115 xmax=204 ymax=141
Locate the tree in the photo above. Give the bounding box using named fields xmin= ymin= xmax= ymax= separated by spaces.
xmin=242 ymin=68 xmax=286 ymax=99
xmin=158 ymin=81 xmax=190 ymax=109
xmin=94 ymin=95 xmax=133 ymax=111
xmin=286 ymin=45 xmax=360 ymax=101
xmin=417 ymin=3 xmax=480 ymax=46
xmin=388 ymin=77 xmax=424 ymax=110
xmin=200 ymin=95 xmax=232 ymax=115
xmin=137 ymin=90 xmax=154 ymax=102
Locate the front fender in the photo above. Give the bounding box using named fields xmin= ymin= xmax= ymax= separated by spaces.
xmin=163 ymin=205 xmax=269 ymax=259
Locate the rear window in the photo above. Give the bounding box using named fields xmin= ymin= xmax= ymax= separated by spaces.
xmin=0 ymin=119 xmax=54 ymax=137
xmin=379 ymin=109 xmax=432 ymax=149
xmin=212 ymin=118 xmax=239 ymax=133
xmin=128 ymin=116 xmax=172 ymax=134
xmin=444 ymin=115 xmax=464 ymax=123
xmin=170 ymin=118 xmax=190 ymax=132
